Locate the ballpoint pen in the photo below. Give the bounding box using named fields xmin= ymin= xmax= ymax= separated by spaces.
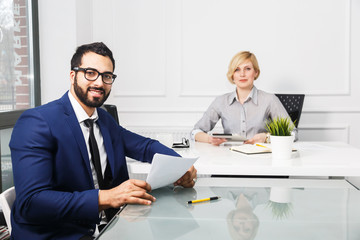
xmin=187 ymin=196 xmax=221 ymax=204
xmin=255 ymin=143 xmax=269 ymax=148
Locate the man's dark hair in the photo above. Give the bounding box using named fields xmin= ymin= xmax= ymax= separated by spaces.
xmin=71 ymin=42 xmax=115 ymax=71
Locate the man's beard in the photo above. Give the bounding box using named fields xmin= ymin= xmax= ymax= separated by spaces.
xmin=74 ymin=76 xmax=110 ymax=108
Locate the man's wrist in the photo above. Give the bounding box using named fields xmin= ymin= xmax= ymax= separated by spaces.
xmin=98 ymin=189 xmax=112 ymax=211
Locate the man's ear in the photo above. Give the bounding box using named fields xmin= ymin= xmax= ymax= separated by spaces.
xmin=70 ymin=70 xmax=76 ymax=84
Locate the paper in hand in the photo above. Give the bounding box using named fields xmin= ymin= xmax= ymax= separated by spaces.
xmin=146 ymin=153 xmax=198 ymax=190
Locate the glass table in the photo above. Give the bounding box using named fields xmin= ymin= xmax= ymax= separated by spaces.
xmin=96 ymin=178 xmax=360 ymax=240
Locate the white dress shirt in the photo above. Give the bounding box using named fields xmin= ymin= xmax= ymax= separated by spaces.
xmin=68 ymin=91 xmax=108 ymax=187
xmin=68 ymin=92 xmax=108 ymax=235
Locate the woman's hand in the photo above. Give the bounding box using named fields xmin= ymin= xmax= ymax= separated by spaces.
xmin=208 ymin=136 xmax=227 ymax=146
xmin=195 ymin=132 xmax=227 ymax=146
xmin=244 ymin=132 xmax=267 ymax=144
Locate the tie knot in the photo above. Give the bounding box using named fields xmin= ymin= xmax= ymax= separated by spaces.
xmin=84 ymin=119 xmax=94 ymax=128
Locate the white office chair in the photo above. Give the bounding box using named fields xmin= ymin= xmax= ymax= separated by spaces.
xmin=0 ymin=186 xmax=16 ymax=234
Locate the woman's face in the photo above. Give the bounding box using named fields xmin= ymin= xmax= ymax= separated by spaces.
xmin=232 ymin=60 xmax=258 ymax=91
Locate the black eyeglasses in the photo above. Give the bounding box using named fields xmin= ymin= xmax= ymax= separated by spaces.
xmin=72 ymin=67 xmax=117 ymax=85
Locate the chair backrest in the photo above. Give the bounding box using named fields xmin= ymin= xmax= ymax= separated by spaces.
xmin=0 ymin=186 xmax=16 ymax=233
xmin=275 ymin=94 xmax=305 ymax=128
xmin=101 ymin=104 xmax=119 ymax=124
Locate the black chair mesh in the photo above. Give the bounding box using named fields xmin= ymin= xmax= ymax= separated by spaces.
xmin=101 ymin=104 xmax=119 ymax=124
xmin=275 ymin=94 xmax=305 ymax=128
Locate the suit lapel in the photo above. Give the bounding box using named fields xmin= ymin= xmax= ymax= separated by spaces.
xmin=60 ymin=93 xmax=94 ymax=183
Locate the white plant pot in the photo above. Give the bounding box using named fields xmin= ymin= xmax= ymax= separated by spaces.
xmin=270 ymin=135 xmax=295 ymax=161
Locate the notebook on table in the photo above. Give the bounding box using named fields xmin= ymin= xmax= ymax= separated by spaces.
xmin=230 ymin=143 xmax=297 ymax=155
xmin=230 ymin=144 xmax=272 ymax=154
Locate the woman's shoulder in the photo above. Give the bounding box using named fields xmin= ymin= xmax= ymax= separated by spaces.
xmin=217 ymin=91 xmax=235 ymax=99
xmin=256 ymin=89 xmax=277 ymax=100
xmin=212 ymin=91 xmax=236 ymax=105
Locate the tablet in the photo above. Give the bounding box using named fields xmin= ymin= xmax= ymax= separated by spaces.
xmin=211 ymin=133 xmax=247 ymax=141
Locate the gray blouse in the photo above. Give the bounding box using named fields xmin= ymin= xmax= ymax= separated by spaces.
xmin=191 ymin=86 xmax=298 ymax=140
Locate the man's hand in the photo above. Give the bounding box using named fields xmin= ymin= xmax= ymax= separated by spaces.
xmin=98 ymin=179 xmax=155 ymax=211
xmin=174 ymin=165 xmax=198 ymax=188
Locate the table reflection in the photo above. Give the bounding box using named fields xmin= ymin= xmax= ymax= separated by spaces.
xmin=227 ymin=194 xmax=260 ymax=240
xmin=98 ymin=181 xmax=360 ymax=240
xmin=211 ymin=187 xmax=269 ymax=240
xmin=268 ymin=187 xmax=293 ymax=220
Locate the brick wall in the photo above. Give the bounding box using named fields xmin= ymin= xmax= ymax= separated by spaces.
xmin=13 ymin=0 xmax=30 ymax=110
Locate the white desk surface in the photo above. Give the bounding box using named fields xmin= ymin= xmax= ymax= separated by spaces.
xmin=127 ymin=141 xmax=360 ymax=177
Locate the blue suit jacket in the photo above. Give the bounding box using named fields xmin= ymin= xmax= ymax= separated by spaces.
xmin=9 ymin=92 xmax=179 ymax=239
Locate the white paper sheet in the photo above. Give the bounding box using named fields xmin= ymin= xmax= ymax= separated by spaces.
xmin=146 ymin=153 xmax=198 ymax=190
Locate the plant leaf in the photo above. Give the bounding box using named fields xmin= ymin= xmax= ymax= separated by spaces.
xmin=265 ymin=117 xmax=295 ymax=136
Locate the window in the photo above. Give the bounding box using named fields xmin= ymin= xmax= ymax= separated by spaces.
xmin=0 ymin=0 xmax=40 ymax=192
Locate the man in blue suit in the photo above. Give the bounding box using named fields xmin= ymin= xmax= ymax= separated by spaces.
xmin=9 ymin=42 xmax=197 ymax=239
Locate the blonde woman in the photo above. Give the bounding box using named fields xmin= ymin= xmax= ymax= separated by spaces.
xmin=191 ymin=51 xmax=296 ymax=146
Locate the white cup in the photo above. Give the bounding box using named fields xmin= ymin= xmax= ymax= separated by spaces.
xmin=156 ymin=133 xmax=173 ymax=148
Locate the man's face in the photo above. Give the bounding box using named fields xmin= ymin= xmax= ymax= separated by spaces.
xmin=70 ymin=52 xmax=113 ymax=110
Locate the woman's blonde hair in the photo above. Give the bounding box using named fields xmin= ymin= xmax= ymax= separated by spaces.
xmin=226 ymin=51 xmax=260 ymax=84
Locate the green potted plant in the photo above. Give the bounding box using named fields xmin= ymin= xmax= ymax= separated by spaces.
xmin=265 ymin=117 xmax=295 ymax=161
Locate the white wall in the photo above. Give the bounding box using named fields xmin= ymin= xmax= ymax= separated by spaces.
xmin=38 ymin=0 xmax=360 ymax=148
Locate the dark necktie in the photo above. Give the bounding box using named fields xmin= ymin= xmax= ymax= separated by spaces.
xmin=84 ymin=119 xmax=117 ymax=223
xmin=84 ymin=119 xmax=104 ymax=188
